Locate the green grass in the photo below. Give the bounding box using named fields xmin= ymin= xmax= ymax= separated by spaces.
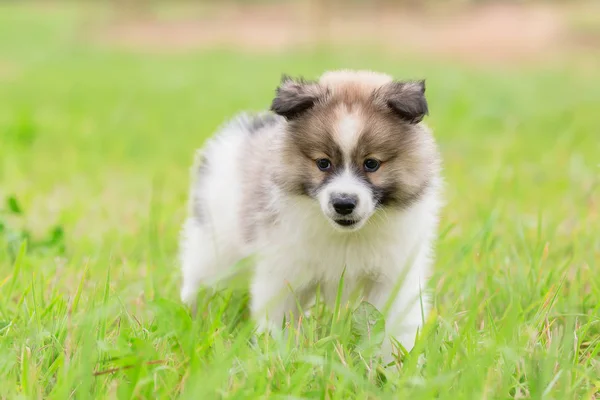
xmin=1 ymin=3 xmax=599 ymax=399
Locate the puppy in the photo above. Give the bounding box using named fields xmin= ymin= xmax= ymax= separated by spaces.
xmin=179 ymin=70 xmax=442 ymax=359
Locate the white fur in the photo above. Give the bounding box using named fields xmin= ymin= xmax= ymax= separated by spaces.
xmin=180 ymin=124 xmax=248 ymax=302
xmin=320 ymin=70 xmax=393 ymax=88
xmin=248 ymin=188 xmax=440 ymax=359
xmin=335 ymin=109 xmax=363 ymax=157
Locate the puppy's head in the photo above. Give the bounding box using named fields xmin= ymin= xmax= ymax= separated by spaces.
xmin=271 ymin=70 xmax=438 ymax=232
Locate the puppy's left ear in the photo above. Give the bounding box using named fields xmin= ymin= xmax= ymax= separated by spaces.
xmin=270 ymin=75 xmax=325 ymax=120
xmin=379 ymin=80 xmax=428 ymax=124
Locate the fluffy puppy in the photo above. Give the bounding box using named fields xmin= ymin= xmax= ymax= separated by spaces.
xmin=180 ymin=70 xmax=442 ymax=359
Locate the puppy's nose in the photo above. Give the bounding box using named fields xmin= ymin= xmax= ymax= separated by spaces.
xmin=332 ymin=194 xmax=358 ymax=215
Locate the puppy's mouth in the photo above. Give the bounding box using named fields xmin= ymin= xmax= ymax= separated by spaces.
xmin=333 ymin=219 xmax=359 ymax=227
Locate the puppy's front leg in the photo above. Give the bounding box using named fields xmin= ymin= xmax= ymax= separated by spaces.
xmin=367 ymin=277 xmax=430 ymax=363
xmin=250 ymin=268 xmax=307 ymax=335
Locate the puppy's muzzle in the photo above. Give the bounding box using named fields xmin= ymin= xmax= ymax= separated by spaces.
xmin=331 ymin=193 xmax=358 ymax=216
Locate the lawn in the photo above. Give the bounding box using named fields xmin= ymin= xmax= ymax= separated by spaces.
xmin=1 ymin=3 xmax=599 ymax=399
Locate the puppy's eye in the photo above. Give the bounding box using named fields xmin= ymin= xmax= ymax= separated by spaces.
xmin=316 ymin=158 xmax=332 ymax=171
xmin=364 ymin=158 xmax=380 ymax=172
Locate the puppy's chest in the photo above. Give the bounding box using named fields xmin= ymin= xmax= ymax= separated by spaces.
xmin=256 ymin=199 xmax=423 ymax=281
xmin=272 ymin=230 xmax=404 ymax=281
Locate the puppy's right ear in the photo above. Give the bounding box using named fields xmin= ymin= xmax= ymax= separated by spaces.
xmin=270 ymin=75 xmax=324 ymax=120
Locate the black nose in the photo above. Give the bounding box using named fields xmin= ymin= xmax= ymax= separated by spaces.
xmin=332 ymin=194 xmax=358 ymax=215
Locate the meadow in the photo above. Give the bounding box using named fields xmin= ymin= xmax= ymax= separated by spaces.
xmin=1 ymin=3 xmax=599 ymax=399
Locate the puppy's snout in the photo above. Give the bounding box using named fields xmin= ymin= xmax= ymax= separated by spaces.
xmin=331 ymin=193 xmax=358 ymax=215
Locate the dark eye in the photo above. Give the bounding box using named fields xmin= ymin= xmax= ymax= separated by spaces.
xmin=316 ymin=158 xmax=332 ymax=171
xmin=364 ymin=158 xmax=380 ymax=172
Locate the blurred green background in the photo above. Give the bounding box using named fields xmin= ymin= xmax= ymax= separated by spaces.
xmin=1 ymin=1 xmax=599 ymax=398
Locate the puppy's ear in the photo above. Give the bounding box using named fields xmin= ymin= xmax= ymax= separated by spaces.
xmin=379 ymin=80 xmax=428 ymax=124
xmin=270 ymin=75 xmax=324 ymax=120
